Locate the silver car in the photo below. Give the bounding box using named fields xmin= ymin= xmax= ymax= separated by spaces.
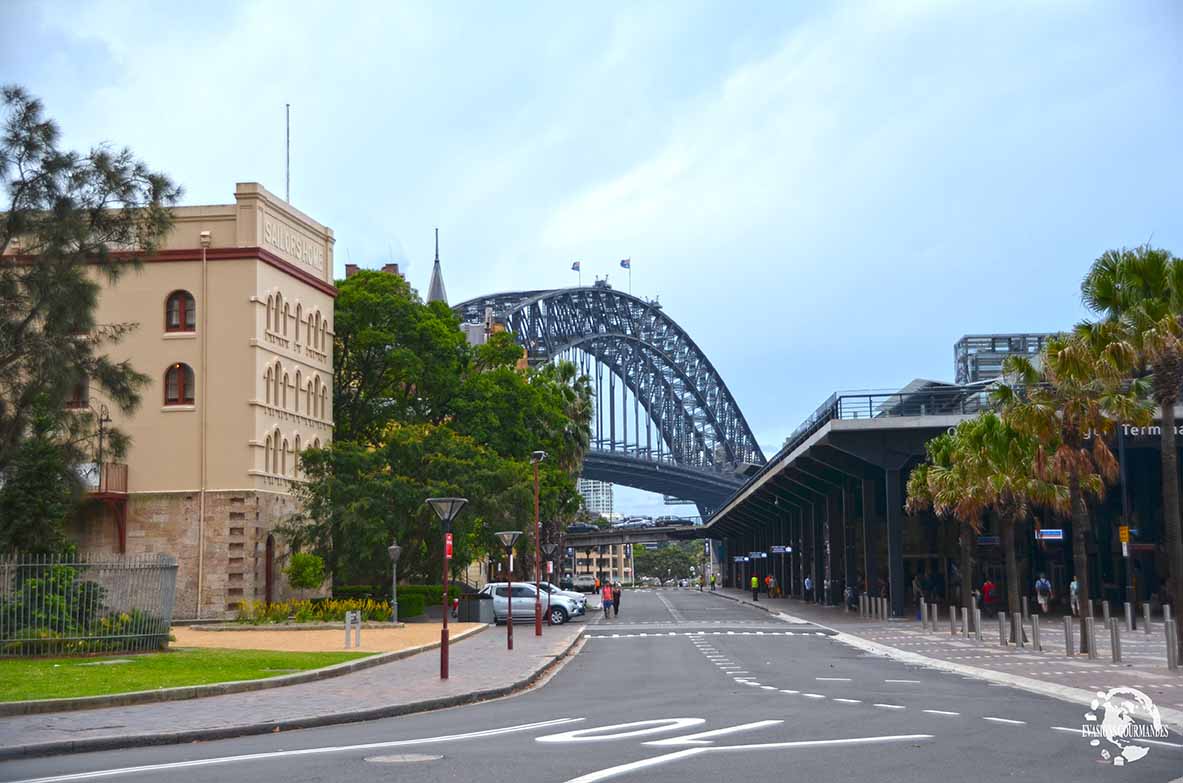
xmin=479 ymin=582 xmax=580 ymax=625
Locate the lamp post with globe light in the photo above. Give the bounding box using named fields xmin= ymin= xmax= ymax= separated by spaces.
xmin=496 ymin=531 xmax=522 ymax=649
xmin=530 ymin=451 xmax=547 ymax=636
xmin=387 ymin=541 xmax=402 ymax=624
xmin=426 ymin=497 xmax=466 ymax=679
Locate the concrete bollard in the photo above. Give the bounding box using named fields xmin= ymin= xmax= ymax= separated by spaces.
xmin=919 ymin=599 xmax=927 ymax=629
xmin=1125 ymin=602 xmax=1134 ymax=632
xmin=1144 ymin=602 xmax=1152 ymax=634
xmin=1064 ymin=616 xmax=1075 ymax=656
xmin=975 ymin=608 xmax=983 ymax=641
xmin=1165 ymin=605 xmax=1173 ymax=624
xmin=950 ymin=605 xmax=957 ymax=636
xmin=1102 ymin=600 xmax=1110 ymax=624
xmin=960 ymin=606 xmax=968 ymax=635
xmin=859 ymin=595 xmax=865 ymax=618
xmin=1032 ymin=614 xmax=1041 ymax=651
xmin=1166 ymin=620 xmax=1179 ymax=671
xmin=1110 ymin=618 xmax=1121 ymax=663
xmin=1086 ymin=599 xmax=1094 ymax=620
xmin=999 ymin=612 xmax=1008 ymax=647
xmin=1085 ymin=617 xmax=1097 ymax=660
xmin=1013 ymin=612 xmax=1024 ymax=648
xmin=1022 ymin=596 xmax=1030 ymax=622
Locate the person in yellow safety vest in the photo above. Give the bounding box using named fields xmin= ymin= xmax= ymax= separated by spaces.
xmin=751 ymin=573 xmax=759 ymax=602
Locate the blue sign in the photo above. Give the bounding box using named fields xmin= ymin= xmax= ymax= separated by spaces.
xmin=749 ymin=551 xmax=767 ymax=559
xmin=733 ymin=556 xmax=749 ymax=563
xmin=770 ymin=545 xmax=787 ymax=554
xmin=1035 ymin=529 xmax=1064 ymax=541
xmin=977 ymin=535 xmax=1000 ymax=545
xmin=566 ymin=546 xmax=574 ymax=557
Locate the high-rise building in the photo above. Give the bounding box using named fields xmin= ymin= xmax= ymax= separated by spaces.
xmin=577 ymin=478 xmax=614 ymax=516
xmin=954 ymin=333 xmax=1053 ymax=384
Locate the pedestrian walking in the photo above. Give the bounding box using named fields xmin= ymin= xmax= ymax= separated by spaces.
xmin=912 ymin=572 xmax=925 ymax=617
xmin=982 ymin=577 xmax=997 ymax=618
xmin=804 ymin=575 xmax=814 ymax=603
xmin=612 ymin=581 xmax=622 ymax=616
xmin=751 ymin=573 xmax=760 ymax=601
xmin=1069 ymin=577 xmax=1080 ymax=617
xmin=1034 ymin=573 xmax=1053 ymax=614
xmin=764 ymin=574 xmax=773 ymax=597
xmin=710 ymin=573 xmax=717 ymax=591
xmin=601 ymin=581 xmax=614 ymax=619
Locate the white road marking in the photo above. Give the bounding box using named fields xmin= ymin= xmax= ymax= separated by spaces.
xmin=922 ymin=709 xmax=960 ymax=716
xmin=645 ymin=720 xmax=783 ymax=747
xmin=538 ymin=719 xmax=704 ymax=744
xmin=8 ymin=719 xmax=585 ymax=783
xmin=833 ymin=698 xmax=862 ymax=704
xmin=780 ymin=689 xmax=800 ymax=694
xmin=802 ymin=693 xmax=826 ymax=699
xmin=873 ymin=703 xmax=906 ymax=710
xmin=561 ymin=735 xmax=935 ymax=783
xmin=982 ymin=717 xmax=1025 ymax=726
xmin=884 ymin=679 xmax=920 ymax=683
xmin=816 ymin=677 xmax=851 ymax=682
xmin=760 ymin=685 xmax=777 ymax=690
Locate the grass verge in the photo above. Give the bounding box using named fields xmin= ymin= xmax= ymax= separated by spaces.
xmin=0 ymin=647 xmax=371 ymax=702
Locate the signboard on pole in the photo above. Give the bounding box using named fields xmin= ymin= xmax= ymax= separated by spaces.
xmin=733 ymin=556 xmax=749 ymax=563
xmin=977 ymin=535 xmax=1000 ymax=545
xmin=546 ymin=561 xmax=553 ymax=574
xmin=1119 ymin=525 xmax=1130 ymax=544
xmin=749 ymin=551 xmax=767 ymax=559
xmin=445 ymin=532 xmax=453 ymax=559
xmin=1035 ymin=529 xmax=1064 ymax=541
xmin=770 ymin=545 xmax=787 ymax=554
xmin=704 ymin=540 xmax=710 ymax=557
xmin=624 ymin=543 xmax=632 ymax=557
xmin=566 ymin=546 xmax=574 ymax=558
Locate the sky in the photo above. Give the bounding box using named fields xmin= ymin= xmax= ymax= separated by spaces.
xmin=5 ymin=0 xmax=1181 ymax=518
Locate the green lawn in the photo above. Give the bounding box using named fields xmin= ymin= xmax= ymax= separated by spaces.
xmin=0 ymin=647 xmax=371 ymax=702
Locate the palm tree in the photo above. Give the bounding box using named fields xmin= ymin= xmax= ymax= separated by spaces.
xmin=907 ymin=428 xmax=980 ymax=629
xmin=1082 ymin=244 xmax=1183 ymax=645
xmin=994 ymin=332 xmax=1151 ymax=651
xmin=537 ymin=360 xmax=593 ymax=474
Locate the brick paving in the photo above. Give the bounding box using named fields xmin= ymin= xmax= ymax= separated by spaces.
xmin=0 ymin=620 xmax=584 ymax=756
xmin=714 ymin=588 xmax=1183 ymax=710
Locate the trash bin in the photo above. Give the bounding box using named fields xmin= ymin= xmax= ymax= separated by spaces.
xmin=457 ymin=594 xmax=495 ymax=623
xmin=476 ymin=593 xmax=494 ymax=624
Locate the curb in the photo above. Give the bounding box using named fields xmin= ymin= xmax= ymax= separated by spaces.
xmin=0 ymin=626 xmax=584 ymax=761
xmin=0 ymin=625 xmax=489 ymax=718
xmin=707 ymin=590 xmax=834 ymax=632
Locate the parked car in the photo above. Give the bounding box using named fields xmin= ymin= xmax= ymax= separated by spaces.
xmin=539 ymin=582 xmax=586 ymax=615
xmin=479 ymin=582 xmax=580 ymax=625
xmin=567 ymin=523 xmax=598 ymax=534
xmin=572 ymin=574 xmax=598 ymax=593
xmin=559 ymin=572 xmax=575 ymax=590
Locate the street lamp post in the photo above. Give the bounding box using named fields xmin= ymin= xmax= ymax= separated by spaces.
xmin=426 ymin=497 xmax=467 ymax=680
xmin=496 ymin=531 xmax=523 ymax=649
xmin=387 ymin=541 xmax=402 ymax=624
xmin=541 ymin=542 xmax=558 ymax=624
xmin=530 ymin=451 xmax=547 ymax=637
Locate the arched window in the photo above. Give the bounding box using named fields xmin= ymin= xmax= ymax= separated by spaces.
xmin=313 ymin=437 xmax=321 ymax=449
xmin=165 ymin=291 xmax=196 ymax=332
xmin=282 ymin=303 xmax=290 ymax=336
xmin=294 ymin=435 xmax=302 ymax=477
xmin=314 ymin=312 xmax=321 ymax=349
xmin=312 ymin=377 xmax=321 ymax=418
xmin=307 ymin=314 xmax=315 ymax=346
xmin=295 ymin=305 xmax=302 ymax=343
xmin=294 ymin=370 xmax=302 ymax=413
xmin=281 ymin=439 xmax=289 ymax=475
xmin=273 ymin=429 xmax=282 ymax=473
xmin=264 ymin=367 xmax=272 ymax=405
xmin=275 ymin=292 xmax=284 ymax=331
xmin=282 ymin=373 xmax=289 ymax=409
xmin=306 ymin=381 xmax=314 ymax=415
xmin=320 ymin=387 xmax=327 ymax=420
xmin=264 ymin=435 xmax=272 ymax=474
xmin=273 ymin=362 xmax=282 ymax=407
xmin=164 ymin=363 xmax=194 ymax=405
xmin=319 ymin=320 xmax=327 ymax=350
xmin=267 ymin=295 xmax=275 ymax=332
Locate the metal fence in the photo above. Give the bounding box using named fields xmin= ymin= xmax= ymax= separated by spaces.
xmin=0 ymin=553 xmax=178 ymax=657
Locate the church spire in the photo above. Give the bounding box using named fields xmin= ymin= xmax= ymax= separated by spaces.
xmin=426 ymin=227 xmax=448 ymax=305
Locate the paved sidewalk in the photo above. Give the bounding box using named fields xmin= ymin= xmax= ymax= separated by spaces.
xmin=712 ymin=588 xmax=1183 ymax=712
xmin=0 ymin=621 xmax=584 ymax=759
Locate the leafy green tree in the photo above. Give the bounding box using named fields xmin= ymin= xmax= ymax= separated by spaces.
xmin=633 ymin=542 xmax=698 ymax=585
xmin=995 ymin=332 xmax=1151 ymax=651
xmin=0 ymin=85 xmax=178 ymax=550
xmin=331 ymin=270 xmax=468 ymax=445
xmin=284 ymin=552 xmax=325 ymax=591
xmin=1081 ymin=244 xmax=1183 ymax=645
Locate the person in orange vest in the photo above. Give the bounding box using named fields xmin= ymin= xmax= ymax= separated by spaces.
xmin=764 ymin=574 xmax=773 ymax=597
xmin=601 ymin=580 xmax=615 ymax=619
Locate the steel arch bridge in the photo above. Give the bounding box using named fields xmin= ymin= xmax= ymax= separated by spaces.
xmin=454 ymin=286 xmax=765 ymax=514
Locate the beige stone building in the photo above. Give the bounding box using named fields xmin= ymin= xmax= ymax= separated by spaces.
xmin=67 ymin=183 xmax=335 ymax=618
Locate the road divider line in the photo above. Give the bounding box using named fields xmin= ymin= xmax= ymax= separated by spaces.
xmin=922 ymin=710 xmax=960 ymax=716
xmin=833 ymin=698 xmax=862 ymax=704
xmin=982 ymin=717 xmax=1025 ymax=726
xmin=816 ymin=677 xmax=851 ymax=682
xmin=873 ymin=703 xmax=906 ymax=710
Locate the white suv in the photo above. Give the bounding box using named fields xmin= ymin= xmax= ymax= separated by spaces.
xmin=479 ymin=582 xmax=581 ymax=625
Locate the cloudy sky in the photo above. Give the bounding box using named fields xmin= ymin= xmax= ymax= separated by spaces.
xmin=6 ymin=1 xmax=1181 ymax=517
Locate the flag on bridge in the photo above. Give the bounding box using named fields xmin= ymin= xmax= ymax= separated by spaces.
xmin=619 ymin=258 xmax=631 ymax=269
xmin=571 ymin=261 xmax=581 ymax=271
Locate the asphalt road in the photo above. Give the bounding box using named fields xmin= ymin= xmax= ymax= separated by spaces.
xmin=2 ymin=589 xmax=1180 ymax=783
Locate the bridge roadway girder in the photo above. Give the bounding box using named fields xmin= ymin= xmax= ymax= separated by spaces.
xmin=580 ymin=451 xmax=745 ymax=519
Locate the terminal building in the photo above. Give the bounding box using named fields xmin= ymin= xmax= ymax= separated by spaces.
xmin=702 ymin=339 xmax=1178 ymax=620
xmin=66 ymin=183 xmax=336 ymax=618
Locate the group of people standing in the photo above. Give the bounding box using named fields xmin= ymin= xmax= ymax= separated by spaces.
xmin=597 ymin=577 xmax=624 ymax=618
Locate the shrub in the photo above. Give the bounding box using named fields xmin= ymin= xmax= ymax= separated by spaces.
xmin=332 ymin=585 xmax=381 ymax=601
xmin=396 ymin=593 xmax=425 ymax=618
xmin=234 ymin=598 xmax=392 ymax=624
xmin=285 ymin=552 xmax=325 ymax=590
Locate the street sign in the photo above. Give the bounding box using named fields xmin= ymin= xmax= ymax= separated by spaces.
xmin=1119 ymin=526 xmax=1130 ymax=544
xmin=1035 ymin=529 xmax=1063 ymax=541
xmin=977 ymin=535 xmax=1000 ymax=545
xmin=770 ymin=545 xmax=787 ymax=554
xmin=445 ymin=532 xmax=453 ymax=559
xmin=566 ymin=546 xmax=575 ymax=557
xmin=749 ymin=551 xmax=767 ymax=559
xmin=624 ymin=543 xmax=632 ymax=557
xmin=547 ymin=561 xmax=554 ymax=574
xmin=733 ymin=556 xmax=749 ymax=563
xmin=703 ymin=541 xmax=710 ymax=556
